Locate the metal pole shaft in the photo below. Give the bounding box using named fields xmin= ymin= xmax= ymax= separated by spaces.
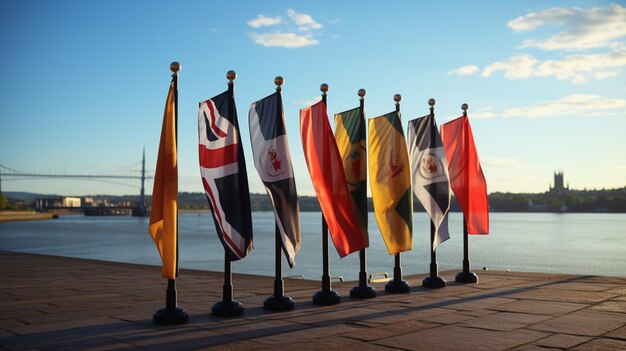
xmin=463 ymin=219 xmax=470 ymax=272
xmin=321 ymin=89 xmax=331 ymax=293
xmin=166 ymin=278 xmax=177 ymax=309
xmin=359 ymin=92 xmax=367 ymax=288
xmin=172 ymin=67 xmax=180 ymax=277
xmin=463 ymin=109 xmax=471 ymax=274
xmin=322 ymin=218 xmax=330 ymax=291
xmin=394 ymin=253 xmax=402 ymax=281
xmin=274 ymin=223 xmax=284 ymax=296
xmin=224 ymin=252 xmax=233 ymax=302
xmin=430 ymin=220 xmax=438 ymax=277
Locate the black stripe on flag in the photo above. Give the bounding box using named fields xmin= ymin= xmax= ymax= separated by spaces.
xmin=254 ymin=92 xmax=286 ymax=141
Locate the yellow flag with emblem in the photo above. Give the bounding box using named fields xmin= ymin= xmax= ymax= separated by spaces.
xmin=368 ymin=111 xmax=413 ymax=254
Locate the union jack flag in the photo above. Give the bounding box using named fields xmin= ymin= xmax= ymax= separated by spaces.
xmin=198 ymin=91 xmax=253 ymax=260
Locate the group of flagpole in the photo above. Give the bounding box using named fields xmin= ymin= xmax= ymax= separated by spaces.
xmin=149 ymin=62 xmax=486 ymax=324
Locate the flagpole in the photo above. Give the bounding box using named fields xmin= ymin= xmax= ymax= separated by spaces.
xmin=385 ymin=93 xmax=410 ymax=294
xmin=455 ymin=103 xmax=478 ymax=284
xmin=313 ymin=83 xmax=341 ymax=306
xmin=350 ymin=88 xmax=377 ymax=299
xmin=153 ymin=61 xmax=189 ymax=325
xmin=264 ymin=76 xmax=295 ymax=311
xmin=211 ymin=70 xmax=245 ymax=317
xmin=422 ymin=98 xmax=446 ymax=289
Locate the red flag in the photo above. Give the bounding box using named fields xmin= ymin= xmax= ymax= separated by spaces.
xmin=440 ymin=115 xmax=489 ymax=234
xmin=300 ymin=101 xmax=368 ymax=257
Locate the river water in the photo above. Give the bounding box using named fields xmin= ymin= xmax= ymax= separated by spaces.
xmin=0 ymin=212 xmax=625 ymax=281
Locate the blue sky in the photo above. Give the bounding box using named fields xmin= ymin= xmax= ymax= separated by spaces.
xmin=1 ymin=0 xmax=625 ymax=196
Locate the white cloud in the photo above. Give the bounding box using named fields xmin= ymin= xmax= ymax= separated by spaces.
xmin=502 ymin=94 xmax=626 ymax=118
xmin=482 ymin=55 xmax=538 ymax=79
xmin=287 ymin=9 xmax=322 ymax=31
xmin=448 ymin=65 xmax=479 ymax=76
xmin=292 ymin=96 xmax=322 ymax=106
xmin=471 ymin=107 xmax=496 ymax=119
xmin=247 ymin=15 xmax=282 ymax=28
xmin=508 ymin=4 xmax=626 ymax=51
xmin=249 ymin=32 xmax=319 ymax=48
xmin=248 ymin=10 xmax=322 ymax=48
xmin=481 ymin=51 xmax=626 ymax=83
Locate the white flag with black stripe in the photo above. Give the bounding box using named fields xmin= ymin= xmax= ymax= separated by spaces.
xmin=249 ymin=91 xmax=301 ymax=267
xmin=408 ymin=115 xmax=451 ymax=249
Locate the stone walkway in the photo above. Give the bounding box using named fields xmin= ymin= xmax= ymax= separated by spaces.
xmin=1 ymin=251 xmax=625 ymax=350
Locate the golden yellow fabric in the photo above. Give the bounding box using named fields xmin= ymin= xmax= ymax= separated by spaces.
xmin=368 ymin=112 xmax=413 ymax=254
xmin=149 ymin=80 xmax=178 ymax=279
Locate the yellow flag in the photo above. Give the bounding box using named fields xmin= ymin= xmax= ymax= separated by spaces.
xmin=334 ymin=107 xmax=368 ymax=245
xmin=149 ymin=79 xmax=178 ymax=279
xmin=368 ymin=111 xmax=413 ymax=254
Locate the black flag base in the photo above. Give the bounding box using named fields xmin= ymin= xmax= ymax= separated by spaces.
xmin=422 ymin=275 xmax=446 ymax=288
xmin=153 ymin=307 xmax=189 ymax=325
xmin=264 ymin=294 xmax=295 ymax=311
xmin=312 ymin=289 xmax=341 ymax=305
xmin=455 ymin=270 xmax=478 ymax=284
xmin=385 ymin=279 xmax=410 ymax=294
xmin=350 ymin=285 xmax=377 ymax=299
xmin=211 ymin=300 xmax=244 ymax=317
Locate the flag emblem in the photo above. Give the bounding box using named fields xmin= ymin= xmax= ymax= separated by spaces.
xmin=419 ymin=153 xmax=444 ymax=179
xmin=267 ymin=148 xmax=283 ymax=173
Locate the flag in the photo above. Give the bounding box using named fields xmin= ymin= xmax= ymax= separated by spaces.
xmin=198 ymin=90 xmax=253 ymax=260
xmin=408 ymin=115 xmax=451 ymax=249
xmin=300 ymin=100 xmax=368 ymax=257
xmin=148 ymin=79 xmax=178 ymax=279
xmin=368 ymin=111 xmax=413 ymax=254
xmin=249 ymin=92 xmax=300 ymax=267
xmin=440 ymin=115 xmax=489 ymax=234
xmin=334 ymin=106 xmax=368 ymax=245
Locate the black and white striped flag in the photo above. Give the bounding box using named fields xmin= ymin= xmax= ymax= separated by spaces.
xmin=249 ymin=92 xmax=301 ymax=267
xmin=408 ymin=115 xmax=451 ymax=249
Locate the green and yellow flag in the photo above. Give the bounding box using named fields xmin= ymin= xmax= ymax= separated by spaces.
xmin=368 ymin=111 xmax=413 ymax=254
xmin=334 ymin=107 xmax=368 ymax=245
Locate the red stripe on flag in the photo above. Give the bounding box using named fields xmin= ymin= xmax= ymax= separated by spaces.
xmin=205 ymin=101 xmax=228 ymax=138
xmin=198 ymin=144 xmax=238 ymax=169
xmin=201 ymin=177 xmax=245 ymax=258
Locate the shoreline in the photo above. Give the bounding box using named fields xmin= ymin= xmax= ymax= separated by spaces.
xmin=0 ymin=211 xmax=56 ymax=223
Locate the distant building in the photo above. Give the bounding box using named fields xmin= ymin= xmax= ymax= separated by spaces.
xmin=36 ymin=196 xmax=81 ymax=210
xmin=548 ymin=171 xmax=569 ymax=195
xmin=63 ymin=197 xmax=81 ymax=207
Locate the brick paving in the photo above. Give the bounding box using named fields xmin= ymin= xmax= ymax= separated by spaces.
xmin=0 ymin=251 xmax=625 ymax=350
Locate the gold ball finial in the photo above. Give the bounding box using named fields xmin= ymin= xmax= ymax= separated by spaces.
xmin=170 ymin=61 xmax=181 ymax=73
xmin=428 ymin=98 xmax=436 ymax=107
xmin=394 ymin=94 xmax=402 ymax=103
xmin=358 ymin=89 xmax=366 ymax=98
xmin=226 ymin=70 xmax=237 ymax=81
xmin=320 ymin=83 xmax=329 ymax=93
xmin=275 ymin=76 xmax=284 ymax=87
xmin=461 ymin=103 xmax=469 ymax=111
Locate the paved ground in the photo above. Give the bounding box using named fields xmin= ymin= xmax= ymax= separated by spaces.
xmin=1 ymin=251 xmax=625 ymax=350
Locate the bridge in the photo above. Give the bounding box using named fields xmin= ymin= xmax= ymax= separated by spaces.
xmin=0 ymin=150 xmax=152 ymax=216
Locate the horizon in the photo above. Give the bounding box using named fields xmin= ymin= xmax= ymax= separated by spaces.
xmin=1 ymin=1 xmax=625 ymax=197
